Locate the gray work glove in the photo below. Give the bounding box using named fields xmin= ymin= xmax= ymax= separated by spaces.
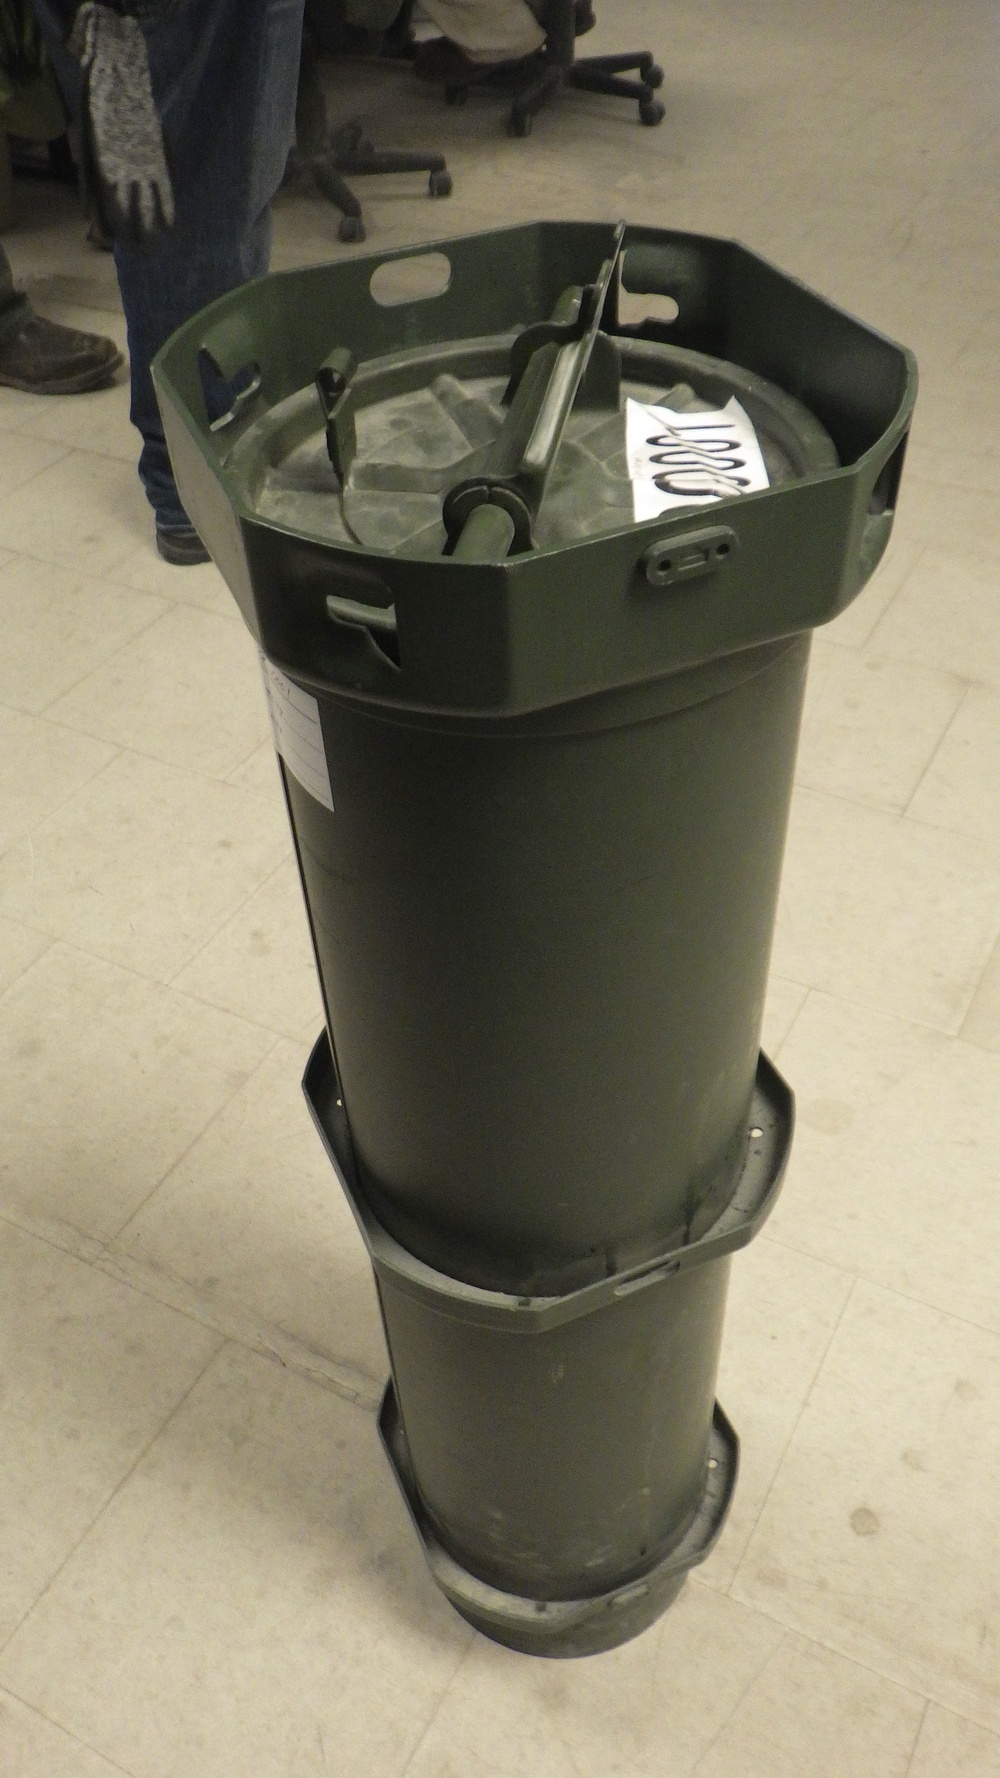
xmin=69 ymin=2 xmax=174 ymax=248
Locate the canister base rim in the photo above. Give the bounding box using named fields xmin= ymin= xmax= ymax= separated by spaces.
xmin=378 ymin=1381 xmax=739 ymax=1658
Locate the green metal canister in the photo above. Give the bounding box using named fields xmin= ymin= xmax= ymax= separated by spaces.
xmin=153 ymin=221 xmax=915 ymax=1653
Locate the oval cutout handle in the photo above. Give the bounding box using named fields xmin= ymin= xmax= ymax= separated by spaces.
xmin=369 ymin=252 xmax=452 ymax=308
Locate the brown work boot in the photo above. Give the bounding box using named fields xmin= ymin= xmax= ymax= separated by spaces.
xmin=0 ymin=314 xmax=124 ymax=395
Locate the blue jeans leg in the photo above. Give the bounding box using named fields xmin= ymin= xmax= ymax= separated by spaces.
xmin=34 ymin=0 xmax=304 ymax=531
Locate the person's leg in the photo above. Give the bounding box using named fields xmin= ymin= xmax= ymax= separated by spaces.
xmin=113 ymin=0 xmax=303 ymax=550
xmin=34 ymin=0 xmax=304 ymax=554
xmin=0 ymin=238 xmax=124 ymax=391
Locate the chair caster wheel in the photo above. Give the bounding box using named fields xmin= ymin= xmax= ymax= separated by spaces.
xmin=508 ymin=107 xmax=532 ymax=137
xmin=645 ymin=64 xmax=665 ymax=90
xmin=639 ymin=98 xmax=665 ymax=126
xmin=429 ymin=169 xmax=453 ymax=198
xmin=338 ymin=214 xmax=366 ymax=243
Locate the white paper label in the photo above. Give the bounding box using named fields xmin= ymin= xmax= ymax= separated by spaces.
xmin=626 ymin=396 xmax=770 ymax=522
xmin=260 ymin=655 xmax=334 ymax=811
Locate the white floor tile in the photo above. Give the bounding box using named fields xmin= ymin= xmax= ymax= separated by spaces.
xmin=0 ymin=425 xmax=69 ymax=494
xmin=0 ymin=704 xmax=116 ymax=857
xmin=691 ymin=1634 xmax=925 ymax=1778
xmin=0 ymin=943 xmax=277 ymax=1240
xmin=118 ymin=1040 xmax=387 ymax=1385
xmin=171 ymin=856 xmax=322 ymax=1041
xmin=0 ymin=449 xmax=150 ymax=578
xmin=0 ymin=1692 xmax=128 ymax=1778
xmin=891 ymin=467 xmax=1000 ymax=556
xmin=0 ymin=915 xmax=51 ymax=999
xmin=761 ymin=974 xmax=809 ymax=1057
xmin=820 ymin=538 xmax=925 ymax=650
xmin=962 ymin=937 xmax=1000 ymax=1054
xmin=45 ymin=604 xmax=272 ymax=781
xmin=772 ymin=789 xmax=1000 ymax=1032
xmin=405 ymin=1583 xmax=787 ymax=1778
xmin=950 ymin=320 xmax=1000 ymax=392
xmin=226 ymin=738 xmax=283 ymax=797
xmin=868 ymin=547 xmax=1000 ymax=691
xmin=0 ymin=553 xmax=166 ymax=716
xmin=110 ymin=545 xmax=238 ymax=620
xmin=903 ymin=371 xmax=1000 ymax=490
xmin=0 ymin=1220 xmax=219 ymax=1648
xmin=908 ymin=686 xmax=1000 ymax=844
xmin=0 ymin=1343 xmax=468 ymax=1778
xmin=15 ymin=374 xmax=135 ymax=465
xmin=767 ymin=991 xmax=1000 ymax=1333
xmin=909 ymin=1705 xmax=1000 ymax=1777
xmin=0 ymin=750 xmax=291 ymax=982
xmin=703 ymin=1239 xmax=854 ymax=1592
xmin=733 ymin=1282 xmax=1000 ymax=1729
xmin=795 ymin=640 xmax=966 ymax=812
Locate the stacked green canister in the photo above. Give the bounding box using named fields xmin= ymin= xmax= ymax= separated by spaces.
xmin=154 ymin=222 xmax=915 ymax=1655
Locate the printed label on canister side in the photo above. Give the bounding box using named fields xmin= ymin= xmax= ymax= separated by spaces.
xmin=260 ymin=655 xmax=334 ymax=811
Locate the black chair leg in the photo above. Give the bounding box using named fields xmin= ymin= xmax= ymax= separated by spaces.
xmin=435 ymin=40 xmax=665 ymax=134
xmin=291 ymin=25 xmax=453 ymax=243
xmin=567 ymin=52 xmax=665 ymax=126
xmin=507 ymin=62 xmax=565 ymax=136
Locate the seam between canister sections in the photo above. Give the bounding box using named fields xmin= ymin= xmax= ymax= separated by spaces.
xmin=288 ymin=632 xmax=812 ymax=743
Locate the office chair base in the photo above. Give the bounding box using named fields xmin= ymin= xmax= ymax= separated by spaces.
xmin=292 ymin=121 xmax=452 ymax=245
xmin=438 ymin=46 xmax=665 ymax=135
xmin=295 ymin=17 xmax=452 ymax=244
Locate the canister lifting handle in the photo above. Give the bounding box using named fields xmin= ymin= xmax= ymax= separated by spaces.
xmin=443 ymin=222 xmax=626 ymax=560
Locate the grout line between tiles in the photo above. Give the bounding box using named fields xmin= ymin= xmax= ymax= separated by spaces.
xmin=0 ymin=701 xmax=126 ymax=834
xmin=106 ymin=1034 xmax=288 ymax=1246
xmin=694 ymin=1585 xmax=942 ymax=1728
xmin=900 ymin=680 xmax=975 ymax=817
xmin=397 ymin=1637 xmax=477 ymax=1778
xmin=726 ymin=1274 xmax=860 ymax=1602
xmin=756 ymin=1230 xmax=1000 ymax=1348
xmin=15 ymin=714 xmax=281 ymax=797
xmin=160 ymin=972 xmax=312 ymax=1042
xmin=162 ymin=853 xmax=295 ymax=993
xmin=765 ymin=969 xmax=998 ymax=1043
xmin=0 ymin=931 xmax=56 ymax=999
xmin=903 ymin=1698 xmax=932 ymax=1778
xmin=0 ymin=439 xmax=74 ymax=493
xmin=0 ymin=1338 xmax=226 ymax=1662
xmin=0 ymin=1195 xmax=384 ymax=1413
xmin=784 ymin=984 xmax=971 ymax=1042
xmin=11 ymin=423 xmax=136 ymax=472
xmin=0 ymin=1685 xmax=139 ymax=1778
xmin=719 ymin=1581 xmax=986 ymax=1742
xmin=0 ymin=929 xmax=285 ymax=1032
xmin=29 ymin=604 xmax=171 ymax=722
xmin=8 ymin=541 xmax=237 ymax=620
xmin=768 ymin=983 xmax=812 ymax=1063
xmin=685 ymin=1622 xmax=793 ymax=1776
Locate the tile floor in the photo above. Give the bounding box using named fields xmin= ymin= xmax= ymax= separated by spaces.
xmin=2 ymin=1 xmax=1000 ymax=1771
